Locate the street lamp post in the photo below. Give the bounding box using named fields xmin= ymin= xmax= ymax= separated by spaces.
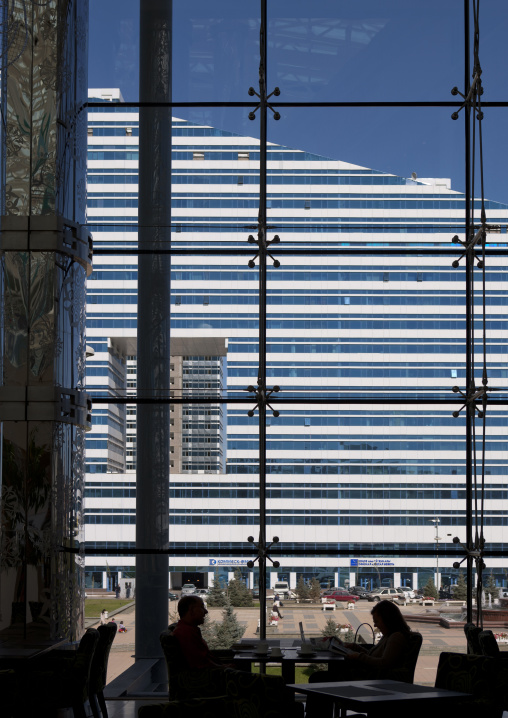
xmin=429 ymin=518 xmax=442 ymax=593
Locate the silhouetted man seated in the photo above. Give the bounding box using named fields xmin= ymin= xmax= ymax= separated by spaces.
xmin=172 ymin=595 xmax=225 ymax=669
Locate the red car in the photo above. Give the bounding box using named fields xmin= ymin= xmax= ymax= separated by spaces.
xmin=323 ymin=590 xmax=359 ymax=603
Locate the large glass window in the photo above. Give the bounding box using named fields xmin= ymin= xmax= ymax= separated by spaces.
xmin=85 ymin=0 xmax=508 ymax=677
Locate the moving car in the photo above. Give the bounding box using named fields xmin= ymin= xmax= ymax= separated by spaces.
xmin=366 ymin=587 xmax=406 ymax=602
xmin=181 ymin=583 xmax=196 ymax=595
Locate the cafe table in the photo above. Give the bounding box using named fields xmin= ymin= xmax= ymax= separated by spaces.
xmin=233 ymin=643 xmax=345 ymax=684
xmin=287 ymin=678 xmax=472 ymax=716
xmin=0 ymin=624 xmax=72 ymax=668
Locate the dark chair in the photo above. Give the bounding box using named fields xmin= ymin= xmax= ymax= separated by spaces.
xmin=158 ymin=630 xmax=302 ymax=718
xmin=22 ymin=627 xmax=100 ymax=718
xmin=434 ymin=651 xmax=504 ymax=717
xmin=138 ymin=673 xmax=304 ymax=718
xmin=0 ymin=669 xmax=18 ymax=718
xmin=166 ymin=622 xmax=234 ymax=665
xmin=319 ymin=631 xmax=423 ymax=683
xmin=478 ymin=628 xmax=507 ymax=658
xmin=381 ymin=631 xmax=423 ymax=683
xmin=478 ymin=629 xmax=508 ymax=712
xmin=463 ymin=621 xmax=482 ymax=654
xmin=307 ymin=632 xmax=423 ymax=718
xmin=138 ymin=697 xmax=230 ymax=718
xmin=89 ymin=621 xmax=118 ymax=718
xmin=160 ymin=629 xmax=228 ymax=700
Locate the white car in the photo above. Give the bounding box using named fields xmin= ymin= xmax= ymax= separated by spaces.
xmin=181 ymin=583 xmax=196 ymax=595
xmin=367 ymin=588 xmax=406 ymax=602
xmin=396 ymin=587 xmax=415 ymax=599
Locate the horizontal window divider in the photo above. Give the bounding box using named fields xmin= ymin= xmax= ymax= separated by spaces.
xmin=91 ymin=247 xmax=508 ymax=257
xmin=90 ymin=395 xmax=508 ymax=405
xmin=69 ymin=545 xmax=499 ymax=558
xmin=86 ymin=100 xmax=508 ymax=109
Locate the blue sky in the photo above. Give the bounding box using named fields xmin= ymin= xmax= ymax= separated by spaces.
xmin=89 ymin=0 xmax=508 ymax=203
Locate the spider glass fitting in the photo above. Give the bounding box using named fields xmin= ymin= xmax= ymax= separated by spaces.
xmin=248 ymin=86 xmax=281 ymax=121
xmin=245 ymin=381 xmax=281 ymax=418
xmin=246 ymin=534 xmax=280 ymax=570
xmin=247 ymin=233 xmax=281 ymax=268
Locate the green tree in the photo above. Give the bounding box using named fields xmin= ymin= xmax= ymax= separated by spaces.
xmin=452 ymin=571 xmax=467 ymax=600
xmin=484 ymin=572 xmax=498 ymax=601
xmin=203 ymin=599 xmax=245 ymax=649
xmin=295 ymin=575 xmax=310 ymax=601
xmin=321 ymin=617 xmax=341 ymax=639
xmin=227 ymin=568 xmax=253 ymax=607
xmin=207 ymin=568 xmax=227 ymax=607
xmin=309 ymin=577 xmax=322 ymax=603
xmin=422 ymin=577 xmax=439 ymax=599
xmin=200 ymin=614 xmax=218 ymax=647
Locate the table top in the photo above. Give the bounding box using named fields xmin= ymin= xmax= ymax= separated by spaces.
xmin=288 ymin=679 xmax=471 ymax=707
xmin=236 ymin=639 xmax=301 ymax=648
xmin=0 ymin=648 xmax=42 ymax=658
xmin=0 ymin=625 xmax=71 ymax=661
xmin=234 ymin=647 xmax=344 ymax=663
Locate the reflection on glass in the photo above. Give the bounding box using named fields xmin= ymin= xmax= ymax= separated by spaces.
xmin=173 ymin=0 xmax=259 ymax=103
xmin=267 ymin=0 xmax=462 ymax=102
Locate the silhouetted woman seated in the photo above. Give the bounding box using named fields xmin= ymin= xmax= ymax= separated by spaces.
xmin=306 ymin=600 xmax=412 ymax=718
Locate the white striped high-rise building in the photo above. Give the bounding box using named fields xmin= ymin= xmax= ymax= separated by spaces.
xmin=84 ymin=89 xmax=508 ymax=593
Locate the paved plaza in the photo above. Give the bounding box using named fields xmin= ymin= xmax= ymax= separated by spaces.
xmin=95 ymin=600 xmax=473 ymax=687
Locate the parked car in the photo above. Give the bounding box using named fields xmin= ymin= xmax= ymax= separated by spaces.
xmin=321 ymin=587 xmax=345 ymax=597
xmin=350 ymin=586 xmax=370 ymax=599
xmin=194 ymin=588 xmax=209 ymax=597
xmin=366 ymin=588 xmax=406 ymax=602
xmin=168 ymin=591 xmax=178 ymax=601
xmin=323 ymin=590 xmax=360 ymax=603
xmin=396 ymin=587 xmax=415 ymax=599
xmin=181 ymin=583 xmax=196 ymax=595
xmin=273 ymin=581 xmax=290 ymax=597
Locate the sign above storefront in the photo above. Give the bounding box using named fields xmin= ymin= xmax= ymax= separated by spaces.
xmin=350 ymin=559 xmax=395 ymax=567
xmin=209 ymin=559 xmax=249 ymax=566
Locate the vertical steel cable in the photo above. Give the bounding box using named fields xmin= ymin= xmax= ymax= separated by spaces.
xmin=463 ymin=0 xmax=474 ymax=624
xmin=454 ymin=0 xmax=488 ymax=626
xmin=473 ymin=0 xmax=488 ymax=620
xmin=257 ymin=0 xmax=268 ymax=639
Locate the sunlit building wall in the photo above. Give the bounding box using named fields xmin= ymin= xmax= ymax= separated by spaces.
xmin=84 ymin=89 xmax=508 ymax=591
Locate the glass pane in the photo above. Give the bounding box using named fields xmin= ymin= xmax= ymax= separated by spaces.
xmin=477 ymin=3 xmax=508 ymax=101
xmin=171 ymin=107 xmax=261 ymax=252
xmin=173 ymin=0 xmax=260 ymax=103
xmin=89 ymin=0 xmax=140 ymax=101
xmin=267 ymin=0 xmax=463 ymax=102
xmin=266 ymin=106 xmax=508 ymax=206
xmin=470 ymin=109 xmax=508 ymax=214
